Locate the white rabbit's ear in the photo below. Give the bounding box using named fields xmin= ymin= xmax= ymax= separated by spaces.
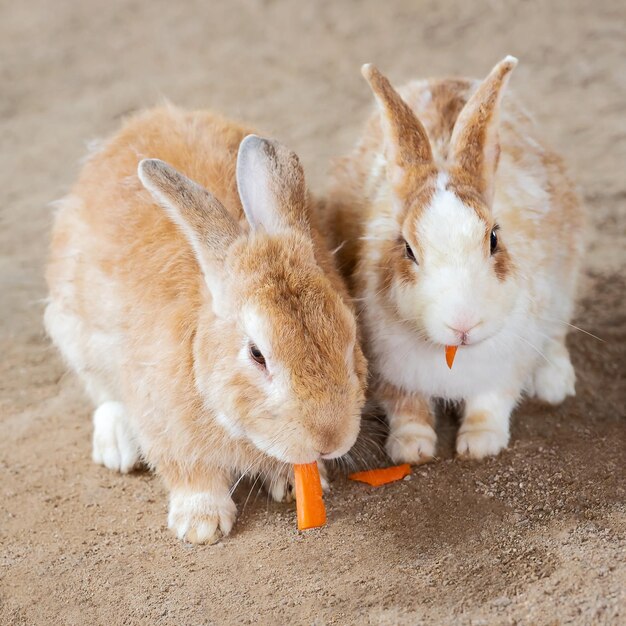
xmin=138 ymin=159 xmax=240 ymax=291
xmin=236 ymin=135 xmax=309 ymax=235
xmin=449 ymin=56 xmax=518 ymax=204
xmin=361 ymin=64 xmax=434 ymax=186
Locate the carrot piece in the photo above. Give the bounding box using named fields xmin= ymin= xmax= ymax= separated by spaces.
xmin=293 ymin=462 xmax=326 ymax=531
xmin=348 ymin=463 xmax=411 ymax=487
xmin=445 ymin=345 xmax=458 ymax=369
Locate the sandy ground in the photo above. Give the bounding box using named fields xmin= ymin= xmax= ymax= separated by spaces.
xmin=1 ymin=0 xmax=625 ymax=624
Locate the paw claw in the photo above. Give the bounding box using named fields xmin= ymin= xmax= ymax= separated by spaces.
xmin=386 ymin=423 xmax=437 ymax=464
xmin=268 ymin=476 xmax=295 ymax=503
xmin=168 ymin=492 xmax=236 ymax=545
xmin=456 ymin=428 xmax=509 ymax=459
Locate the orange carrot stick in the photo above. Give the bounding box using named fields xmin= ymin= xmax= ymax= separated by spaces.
xmin=445 ymin=345 xmax=458 ymax=369
xmin=348 ymin=463 xmax=411 ymax=487
xmin=293 ymin=462 xmax=326 ymax=530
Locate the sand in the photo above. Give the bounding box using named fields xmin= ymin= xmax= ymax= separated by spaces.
xmin=1 ymin=0 xmax=624 ymax=624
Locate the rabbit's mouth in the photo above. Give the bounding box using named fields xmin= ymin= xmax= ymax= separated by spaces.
xmin=429 ymin=314 xmax=509 ymax=350
xmin=444 ymin=336 xmax=485 ymax=348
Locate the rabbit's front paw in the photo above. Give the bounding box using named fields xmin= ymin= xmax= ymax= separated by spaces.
xmin=456 ymin=425 xmax=509 ymax=459
xmin=92 ymin=401 xmax=140 ymax=473
xmin=267 ymin=472 xmax=295 ymax=503
xmin=168 ymin=491 xmax=237 ymax=545
xmin=386 ymin=422 xmax=437 ymax=464
xmin=531 ymin=351 xmax=575 ymax=405
xmin=459 ymin=392 xmax=516 ymax=460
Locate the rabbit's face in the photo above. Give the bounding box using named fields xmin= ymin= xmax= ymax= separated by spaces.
xmin=138 ymin=134 xmax=366 ymax=465
xmin=359 ymin=58 xmax=520 ymax=351
xmin=384 ymin=175 xmax=519 ymax=350
xmin=198 ymin=232 xmax=365 ymax=464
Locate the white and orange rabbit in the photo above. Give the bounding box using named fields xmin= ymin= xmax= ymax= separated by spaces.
xmin=45 ymin=107 xmax=366 ymax=543
xmin=327 ymin=57 xmax=585 ymax=463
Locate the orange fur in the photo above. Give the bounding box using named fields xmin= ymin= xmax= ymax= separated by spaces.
xmin=45 ymin=106 xmax=367 ymax=543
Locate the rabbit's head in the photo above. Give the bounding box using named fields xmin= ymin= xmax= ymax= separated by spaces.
xmin=360 ymin=57 xmax=521 ymax=350
xmin=138 ymin=136 xmax=365 ymax=465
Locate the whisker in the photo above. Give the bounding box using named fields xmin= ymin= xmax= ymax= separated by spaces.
xmin=511 ymin=332 xmax=554 ymax=367
xmin=539 ymin=317 xmax=605 ymax=343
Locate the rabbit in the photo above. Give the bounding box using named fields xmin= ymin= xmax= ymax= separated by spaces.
xmin=326 ymin=57 xmax=585 ymax=463
xmin=45 ymin=106 xmax=367 ymax=544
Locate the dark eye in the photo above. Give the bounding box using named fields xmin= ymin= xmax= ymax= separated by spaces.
xmin=404 ymin=239 xmax=417 ymax=264
xmin=249 ymin=343 xmax=266 ymax=368
xmin=490 ymin=227 xmax=499 ymax=255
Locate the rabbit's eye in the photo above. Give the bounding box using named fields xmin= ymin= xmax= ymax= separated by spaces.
xmin=490 ymin=226 xmax=499 ymax=255
xmin=249 ymin=343 xmax=266 ymax=368
xmin=404 ymin=239 xmax=417 ymax=264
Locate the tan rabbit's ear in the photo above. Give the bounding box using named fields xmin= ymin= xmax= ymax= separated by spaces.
xmin=236 ymin=135 xmax=309 ymax=235
xmin=138 ymin=159 xmax=241 ymax=288
xmin=361 ymin=64 xmax=433 ymax=185
xmin=449 ymin=56 xmax=518 ymax=204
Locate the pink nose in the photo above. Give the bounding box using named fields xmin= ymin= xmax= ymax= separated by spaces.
xmin=447 ymin=321 xmax=482 ymax=344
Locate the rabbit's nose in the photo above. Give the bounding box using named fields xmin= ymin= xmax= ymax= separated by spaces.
xmin=446 ymin=320 xmax=482 ymax=344
xmin=314 ymin=430 xmax=343 ymax=458
xmin=318 ymin=431 xmax=353 ymax=460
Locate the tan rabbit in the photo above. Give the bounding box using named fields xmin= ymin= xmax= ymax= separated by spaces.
xmin=45 ymin=106 xmax=367 ymax=544
xmin=327 ymin=57 xmax=585 ymax=463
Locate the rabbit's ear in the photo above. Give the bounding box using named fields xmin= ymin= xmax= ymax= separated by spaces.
xmin=361 ymin=64 xmax=434 ymax=186
xmin=449 ymin=56 xmax=517 ymax=204
xmin=138 ymin=159 xmax=240 ymax=291
xmin=236 ymin=135 xmax=309 ymax=235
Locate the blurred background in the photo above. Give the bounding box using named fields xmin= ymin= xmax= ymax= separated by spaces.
xmin=1 ymin=1 xmax=624 ymax=624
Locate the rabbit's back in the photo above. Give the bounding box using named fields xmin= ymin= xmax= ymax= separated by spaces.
xmin=45 ymin=107 xmax=252 ymax=403
xmin=48 ymin=106 xmax=252 ymax=309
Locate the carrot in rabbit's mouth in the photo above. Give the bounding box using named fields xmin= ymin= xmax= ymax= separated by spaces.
xmin=445 ymin=345 xmax=458 ymax=369
xmin=293 ymin=462 xmax=326 ymax=530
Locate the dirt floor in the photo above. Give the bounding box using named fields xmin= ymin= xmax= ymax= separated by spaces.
xmin=1 ymin=0 xmax=625 ymax=624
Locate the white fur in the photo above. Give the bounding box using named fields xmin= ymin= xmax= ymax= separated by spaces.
xmin=241 ymin=306 xmax=273 ymax=363
xmin=528 ymin=341 xmax=576 ymax=404
xmin=168 ymin=490 xmax=237 ymax=544
xmin=365 ymin=152 xmax=387 ymax=198
xmin=341 ymin=65 xmax=584 ymax=462
xmin=44 ymin=294 xmax=121 ymax=406
xmin=215 ymin=412 xmax=245 ymax=439
xmin=361 ymin=170 xmax=578 ymax=460
xmin=365 ymin=187 xmax=539 ymax=401
xmin=92 ymin=401 xmax=140 ymax=473
xmin=457 ymin=390 xmax=517 ymax=458
xmin=385 ymin=419 xmax=437 ymax=463
xmin=266 ymin=473 xmax=295 ymax=503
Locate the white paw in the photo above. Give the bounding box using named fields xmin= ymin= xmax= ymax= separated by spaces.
xmin=456 ymin=427 xmax=509 ymax=459
xmin=317 ymin=460 xmax=330 ymax=492
xmin=168 ymin=492 xmax=237 ymax=545
xmin=386 ymin=423 xmax=437 ymax=464
xmin=92 ymin=401 xmax=139 ymax=473
xmin=267 ymin=472 xmax=295 ymax=503
xmin=531 ymin=355 xmax=575 ymax=405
